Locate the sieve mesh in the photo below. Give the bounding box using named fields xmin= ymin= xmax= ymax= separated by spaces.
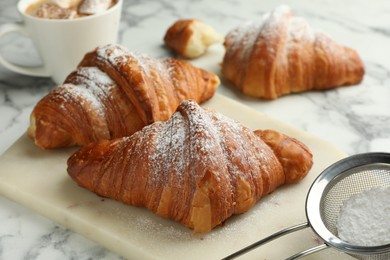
xmin=318 ymin=163 xmax=390 ymax=260
xmin=320 ymin=163 xmax=390 ymax=236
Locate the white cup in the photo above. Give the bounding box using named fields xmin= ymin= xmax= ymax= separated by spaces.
xmin=0 ymin=0 xmax=122 ymax=84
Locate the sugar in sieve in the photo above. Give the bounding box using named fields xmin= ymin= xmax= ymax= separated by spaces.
xmin=223 ymin=152 xmax=390 ymax=260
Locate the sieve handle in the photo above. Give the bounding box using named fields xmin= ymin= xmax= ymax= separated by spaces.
xmin=285 ymin=243 xmax=329 ymax=260
xmin=222 ymin=222 xmax=310 ymax=259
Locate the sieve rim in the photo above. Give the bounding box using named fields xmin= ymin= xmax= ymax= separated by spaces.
xmin=305 ymin=152 xmax=390 ymax=255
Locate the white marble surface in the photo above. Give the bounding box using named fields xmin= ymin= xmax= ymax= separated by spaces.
xmin=0 ymin=0 xmax=389 ymax=259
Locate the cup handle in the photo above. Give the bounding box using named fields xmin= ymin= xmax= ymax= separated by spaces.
xmin=0 ymin=23 xmax=50 ymax=77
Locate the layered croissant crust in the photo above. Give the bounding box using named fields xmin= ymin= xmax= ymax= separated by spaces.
xmin=28 ymin=44 xmax=219 ymax=149
xmin=67 ymin=100 xmax=313 ymax=233
xmin=222 ymin=5 xmax=365 ymax=99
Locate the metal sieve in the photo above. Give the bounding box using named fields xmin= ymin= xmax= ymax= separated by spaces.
xmin=223 ymin=152 xmax=390 ymax=260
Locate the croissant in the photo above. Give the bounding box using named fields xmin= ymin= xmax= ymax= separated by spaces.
xmin=222 ymin=5 xmax=365 ymax=99
xmin=67 ymin=100 xmax=313 ymax=233
xmin=164 ymin=19 xmax=223 ymax=59
xmin=28 ymin=44 xmax=219 ymax=149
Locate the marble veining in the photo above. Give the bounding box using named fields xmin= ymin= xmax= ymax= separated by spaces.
xmin=0 ymin=0 xmax=390 ymax=259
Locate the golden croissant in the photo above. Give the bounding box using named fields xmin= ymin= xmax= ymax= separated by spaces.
xmin=164 ymin=19 xmax=223 ymax=59
xmin=28 ymin=44 xmax=219 ymax=149
xmin=67 ymin=100 xmax=313 ymax=233
xmin=222 ymin=5 xmax=365 ymax=99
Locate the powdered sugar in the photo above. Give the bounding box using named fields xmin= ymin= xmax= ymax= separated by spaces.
xmin=76 ymin=66 xmax=115 ymax=86
xmin=225 ymin=5 xmax=317 ymax=63
xmin=95 ymin=44 xmax=167 ymax=79
xmin=211 ymin=111 xmax=270 ymax=177
xmin=337 ymin=186 xmax=390 ymax=246
xmin=59 ymin=83 xmax=104 ymax=117
xmin=258 ymin=5 xmax=290 ymax=40
xmin=53 ymin=67 xmax=119 ymax=140
xmin=145 ymin=101 xmax=224 ymax=187
xmin=148 ymin=112 xmax=188 ymax=186
xmin=95 ymin=44 xmax=127 ymax=65
xmin=226 ymin=21 xmax=261 ymax=56
xmin=140 ymin=100 xmax=276 ymax=203
xmin=61 ymin=67 xmax=116 ymax=117
xmin=287 ymin=17 xmax=314 ymax=43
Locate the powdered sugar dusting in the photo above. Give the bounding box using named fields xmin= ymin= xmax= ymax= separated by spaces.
xmin=138 ymin=100 xmax=276 ymax=203
xmin=259 ymin=5 xmax=291 ymax=40
xmin=55 ymin=82 xmax=109 ymax=139
xmin=287 ymin=17 xmax=314 ymax=42
xmin=213 ymin=112 xmax=270 ymax=173
xmin=77 ymin=66 xmax=115 ymax=86
xmin=144 ymin=100 xmax=224 ymax=187
xmin=337 ymin=186 xmax=390 ymax=246
xmin=148 ymin=111 xmax=189 ymax=186
xmin=96 ymin=44 xmax=130 ymax=65
xmin=225 ymin=5 xmax=317 ymax=62
xmin=62 ymin=67 xmax=117 ymax=117
xmin=58 ymin=83 xmax=105 ymax=118
xmin=186 ymin=104 xmax=225 ymax=175
xmin=226 ymin=20 xmax=262 ymax=56
xmin=95 ymin=44 xmax=168 ymax=81
xmin=54 ymin=67 xmax=121 ymax=139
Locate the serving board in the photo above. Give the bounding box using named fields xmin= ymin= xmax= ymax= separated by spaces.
xmin=0 ymin=93 xmax=353 ymax=259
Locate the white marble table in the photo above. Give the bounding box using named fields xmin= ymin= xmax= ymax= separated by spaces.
xmin=0 ymin=0 xmax=389 ymax=259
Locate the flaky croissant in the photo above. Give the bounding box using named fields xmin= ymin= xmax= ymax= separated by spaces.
xmin=222 ymin=5 xmax=365 ymax=99
xmin=67 ymin=100 xmax=313 ymax=233
xmin=164 ymin=19 xmax=223 ymax=59
xmin=28 ymin=44 xmax=219 ymax=149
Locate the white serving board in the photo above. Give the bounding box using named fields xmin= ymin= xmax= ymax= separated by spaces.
xmin=0 ymin=93 xmax=353 ymax=259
